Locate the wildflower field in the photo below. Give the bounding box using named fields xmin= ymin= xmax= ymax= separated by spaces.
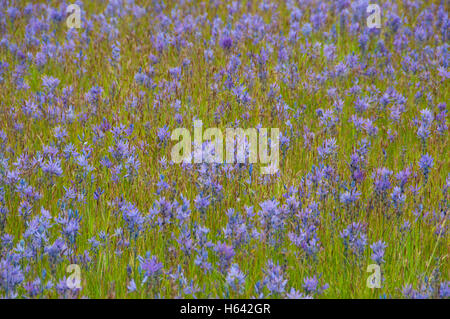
xmin=0 ymin=0 xmax=448 ymax=299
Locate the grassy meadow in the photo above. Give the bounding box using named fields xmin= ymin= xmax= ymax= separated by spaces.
xmin=0 ymin=0 xmax=448 ymax=298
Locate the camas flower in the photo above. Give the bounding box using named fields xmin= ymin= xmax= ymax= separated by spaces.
xmin=286 ymin=287 xmax=312 ymax=299
xmin=41 ymin=158 xmax=63 ymax=177
xmin=42 ymin=75 xmax=60 ymax=92
xmin=340 ymin=189 xmax=361 ymax=205
xmin=225 ymin=263 xmax=246 ymax=294
xmin=418 ymin=153 xmax=434 ymax=180
xmin=214 ymin=241 xmax=235 ymax=272
xmin=390 ymin=187 xmax=406 ymax=210
xmin=0 ymin=255 xmax=24 ymax=296
xmin=219 ymin=35 xmax=233 ymax=50
xmin=370 ymin=240 xmax=387 ymax=264
xmin=302 ymin=275 xmax=329 ymax=296
xmin=263 ymin=260 xmax=287 ymax=295
xmin=140 ymin=254 xmax=163 ymax=279
xmin=373 ymin=167 xmax=393 ymax=195
xmin=340 ymin=222 xmax=367 ymax=258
